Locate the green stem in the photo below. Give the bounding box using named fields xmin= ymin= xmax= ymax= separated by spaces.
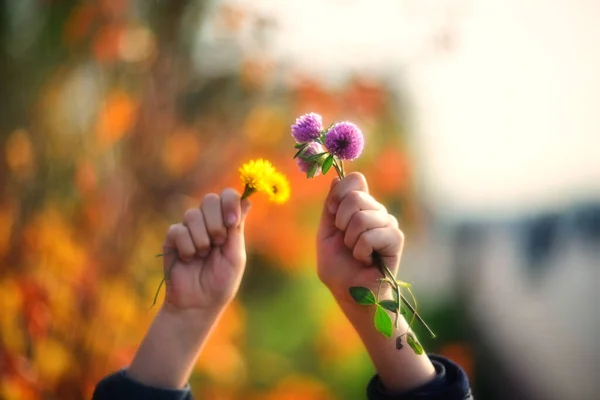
xmin=332 ymin=157 xmax=345 ymax=180
xmin=241 ymin=185 xmax=255 ymax=200
xmin=372 ymin=252 xmax=436 ymax=338
xmin=150 ymin=250 xmax=177 ymax=309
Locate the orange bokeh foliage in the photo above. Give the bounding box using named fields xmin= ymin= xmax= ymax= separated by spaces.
xmin=257 ymin=375 xmax=335 ymax=400
xmin=343 ymin=78 xmax=386 ymax=118
xmin=63 ymin=3 xmax=98 ymax=47
xmin=315 ymin=306 xmax=363 ymax=364
xmin=439 ymin=343 xmax=474 ymax=382
xmin=5 ymin=129 xmax=35 ymax=178
xmin=75 ymin=159 xmax=98 ymax=196
xmin=95 ymin=89 xmax=137 ymax=147
xmin=93 ymin=24 xmax=124 ymax=64
xmin=369 ymin=147 xmax=411 ymax=195
xmin=292 ymin=79 xmax=341 ymax=122
xmin=162 ymin=128 xmax=202 ymax=177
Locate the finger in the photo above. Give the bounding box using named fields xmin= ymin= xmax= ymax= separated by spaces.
xmin=223 ymin=198 xmax=252 ymax=261
xmin=201 ymin=193 xmax=227 ymax=246
xmin=164 ymin=223 xmax=196 ymax=262
xmin=317 ymin=178 xmax=341 ymax=239
xmin=352 ymin=227 xmax=404 ymax=267
xmin=327 ymin=172 xmax=368 ymax=215
xmin=183 ymin=208 xmax=210 ymax=257
xmin=220 ymin=188 xmax=242 ymax=228
xmin=344 ymin=210 xmax=392 ymax=249
xmin=335 ymin=190 xmax=386 ymax=231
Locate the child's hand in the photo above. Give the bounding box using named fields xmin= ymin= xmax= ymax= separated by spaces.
xmin=161 ymin=188 xmax=251 ymax=313
xmin=316 ymin=173 xmax=404 ymax=306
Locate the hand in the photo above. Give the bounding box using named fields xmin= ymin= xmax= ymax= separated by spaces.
xmin=317 ymin=173 xmax=404 ymax=306
xmin=161 ymin=188 xmax=251 ymax=313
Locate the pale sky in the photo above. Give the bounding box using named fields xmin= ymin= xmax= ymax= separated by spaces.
xmin=220 ymin=0 xmax=600 ymax=214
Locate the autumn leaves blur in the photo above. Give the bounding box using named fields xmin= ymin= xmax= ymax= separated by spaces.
xmin=0 ymin=1 xmax=415 ymax=399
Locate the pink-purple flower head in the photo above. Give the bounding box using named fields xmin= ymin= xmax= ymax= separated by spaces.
xmin=291 ymin=112 xmax=323 ymax=143
xmin=324 ymin=121 xmax=364 ymax=160
xmin=296 ymin=142 xmax=325 ymax=175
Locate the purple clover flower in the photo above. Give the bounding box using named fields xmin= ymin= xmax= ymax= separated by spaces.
xmin=291 ymin=113 xmax=323 ymax=143
xmin=324 ymin=122 xmax=364 ymax=160
xmin=296 ymin=142 xmax=325 ymax=175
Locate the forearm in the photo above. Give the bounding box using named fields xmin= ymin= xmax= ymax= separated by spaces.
xmin=340 ymin=300 xmax=436 ymax=393
xmin=127 ymin=304 xmax=223 ymax=389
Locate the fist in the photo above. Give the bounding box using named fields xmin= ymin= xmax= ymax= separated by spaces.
xmin=316 ymin=173 xmax=404 ymax=304
xmin=162 ymin=188 xmax=251 ymax=312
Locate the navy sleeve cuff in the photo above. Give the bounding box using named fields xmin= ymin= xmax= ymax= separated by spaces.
xmin=92 ymin=369 xmax=193 ymax=400
xmin=367 ymin=354 xmax=473 ymax=400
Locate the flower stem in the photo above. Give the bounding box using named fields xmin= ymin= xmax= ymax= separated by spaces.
xmin=332 ymin=157 xmax=345 ymax=180
xmin=150 ymin=251 xmax=178 ymax=309
xmin=241 ymin=185 xmax=255 ymax=200
xmin=372 ymin=252 xmax=436 ymax=338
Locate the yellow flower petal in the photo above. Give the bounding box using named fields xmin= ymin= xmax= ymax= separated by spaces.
xmin=265 ymin=171 xmax=291 ymax=204
xmin=239 ymin=159 xmax=276 ymax=194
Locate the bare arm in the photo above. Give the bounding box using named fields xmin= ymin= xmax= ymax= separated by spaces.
xmin=317 ymin=173 xmax=436 ymax=393
xmin=126 ymin=189 xmax=250 ymax=389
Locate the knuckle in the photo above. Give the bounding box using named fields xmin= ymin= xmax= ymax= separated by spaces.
xmin=347 ymin=189 xmax=363 ymax=204
xmin=202 ymin=192 xmax=220 ymax=205
xmin=354 ymin=210 xmax=369 ymax=229
xmin=167 ymin=224 xmax=182 ymax=238
xmin=221 ymin=187 xmax=240 ymax=200
xmin=183 ymin=208 xmax=201 ymax=224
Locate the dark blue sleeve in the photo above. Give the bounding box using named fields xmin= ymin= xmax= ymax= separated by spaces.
xmin=92 ymin=369 xmax=193 ymax=400
xmin=367 ymin=354 xmax=473 ymax=400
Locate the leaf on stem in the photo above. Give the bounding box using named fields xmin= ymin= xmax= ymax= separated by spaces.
xmin=294 ymin=144 xmax=308 ymax=159
xmin=406 ymin=332 xmax=424 ymax=355
xmin=303 ymin=152 xmax=327 ymax=161
xmin=378 ymin=299 xmax=405 ymax=314
xmin=349 ymin=286 xmax=376 ymax=305
xmin=374 ymin=305 xmax=393 ymax=337
xmin=306 ymin=162 xmax=319 ymax=178
xmin=321 ymin=154 xmax=334 ymax=175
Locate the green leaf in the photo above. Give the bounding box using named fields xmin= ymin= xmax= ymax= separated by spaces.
xmin=294 ymin=142 xmax=307 ymax=149
xmin=374 ymin=305 xmax=393 ymax=337
xmin=306 ymin=162 xmax=319 ymax=179
xmin=378 ymin=299 xmax=399 ymax=313
xmin=321 ymin=155 xmax=334 ymax=175
xmin=304 ymin=152 xmax=327 ymax=161
xmin=406 ymin=332 xmax=424 ymax=355
xmin=349 ymin=286 xmax=376 ymax=305
xmin=294 ymin=145 xmax=307 ymax=159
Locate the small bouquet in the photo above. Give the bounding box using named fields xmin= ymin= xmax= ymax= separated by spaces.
xmin=291 ymin=113 xmax=434 ymax=354
xmin=151 ymin=159 xmax=290 ymax=307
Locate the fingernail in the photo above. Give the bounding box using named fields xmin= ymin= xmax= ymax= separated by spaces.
xmin=226 ymin=213 xmax=238 ymax=227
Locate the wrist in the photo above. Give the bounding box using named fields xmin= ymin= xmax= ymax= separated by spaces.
xmin=159 ymin=303 xmax=224 ymax=336
xmin=128 ymin=304 xmax=224 ymax=389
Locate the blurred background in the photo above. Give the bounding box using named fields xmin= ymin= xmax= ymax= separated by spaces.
xmin=0 ymin=0 xmax=598 ymax=399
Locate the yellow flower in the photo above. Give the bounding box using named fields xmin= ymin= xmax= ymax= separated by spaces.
xmin=239 ymin=159 xmax=276 ymax=196
xmin=265 ymin=171 xmax=291 ymax=204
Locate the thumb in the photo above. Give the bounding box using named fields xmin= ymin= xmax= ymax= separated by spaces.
xmin=224 ymin=198 xmax=252 ymax=256
xmin=317 ymin=178 xmax=340 ymax=240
